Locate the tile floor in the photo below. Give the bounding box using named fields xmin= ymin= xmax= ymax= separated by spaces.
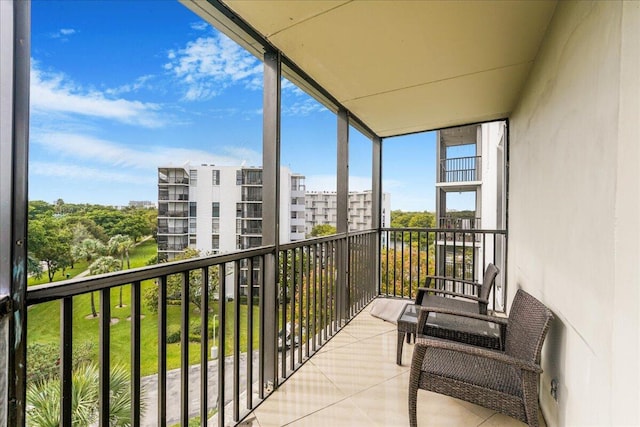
xmin=238 ymin=304 xmax=546 ymax=427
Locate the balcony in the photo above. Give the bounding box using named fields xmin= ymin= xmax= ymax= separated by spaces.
xmin=157 ymin=226 xmax=189 ymax=234
xmin=439 ymin=156 xmax=482 ymax=184
xmin=19 ymin=229 xmax=506 ymax=426
xmin=158 ymin=210 xmax=190 ymax=218
xmin=3 ymin=1 xmax=638 ymax=425
xmin=158 ymin=194 xmax=189 ymax=201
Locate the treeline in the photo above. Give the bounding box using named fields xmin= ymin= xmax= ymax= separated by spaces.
xmin=390 ymin=210 xmax=435 ymax=228
xmin=28 ymin=200 xmax=157 ymax=282
xmin=390 ymin=210 xmax=476 ymax=229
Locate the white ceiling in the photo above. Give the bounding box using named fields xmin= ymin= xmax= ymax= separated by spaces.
xmin=185 ymin=0 xmax=557 ymax=138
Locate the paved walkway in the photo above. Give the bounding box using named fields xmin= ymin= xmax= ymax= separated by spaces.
xmin=140 ymin=351 xmax=260 ymax=426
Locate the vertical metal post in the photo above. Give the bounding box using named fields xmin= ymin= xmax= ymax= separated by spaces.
xmin=180 ymin=272 xmax=189 ymax=426
xmin=246 ymin=258 xmax=254 ymax=409
xmin=372 ymin=136 xmax=382 ymax=296
xmin=217 ymin=266 xmax=226 ymax=427
xmin=233 ymin=261 xmax=240 ymax=421
xmin=200 ymin=268 xmax=209 ymax=425
xmin=99 ymin=289 xmax=111 ymax=427
xmin=157 ymin=275 xmax=167 ymax=427
xmin=262 ymin=49 xmax=281 ymax=391
xmin=1 ymin=2 xmax=29 ymax=425
xmin=60 ymin=298 xmax=73 ymax=427
xmin=131 ymin=281 xmax=141 ymax=426
xmin=336 ymin=108 xmax=349 ymax=324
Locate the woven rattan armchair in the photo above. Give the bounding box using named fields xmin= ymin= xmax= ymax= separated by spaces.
xmin=415 ymin=263 xmax=499 ymax=315
xmin=409 ymin=289 xmax=554 ymax=427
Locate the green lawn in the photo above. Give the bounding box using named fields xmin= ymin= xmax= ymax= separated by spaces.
xmin=27 ymin=239 xmax=261 ymax=376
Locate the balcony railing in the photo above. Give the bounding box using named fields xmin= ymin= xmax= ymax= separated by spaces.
xmin=157 ymin=243 xmax=188 ymax=251
xmin=25 ymin=231 xmax=377 ymax=426
xmin=157 ymin=227 xmax=189 ymax=234
xmin=439 ymin=155 xmax=481 ymax=183
xmin=439 ymin=216 xmax=481 ymax=230
xmin=158 ymin=194 xmax=189 ymax=201
xmin=158 ymin=177 xmax=190 ymax=185
xmin=158 ymin=210 xmax=189 ymax=218
xmin=380 ymin=227 xmax=506 ymax=311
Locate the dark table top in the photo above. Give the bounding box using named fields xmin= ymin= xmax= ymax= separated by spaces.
xmin=398 ymin=303 xmax=500 ymax=341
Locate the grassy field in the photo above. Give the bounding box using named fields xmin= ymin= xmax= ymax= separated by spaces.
xmin=27 ymin=239 xmax=260 ymax=376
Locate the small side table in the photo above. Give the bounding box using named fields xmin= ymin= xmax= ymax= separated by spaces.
xmin=396 ymin=303 xmax=502 ymax=365
xmin=396 ymin=304 xmax=419 ymax=365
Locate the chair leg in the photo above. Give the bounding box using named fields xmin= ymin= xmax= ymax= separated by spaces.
xmin=397 ymin=331 xmax=405 ymax=365
xmin=408 ymin=344 xmax=427 ymax=427
xmin=522 ymin=372 xmax=540 ymax=427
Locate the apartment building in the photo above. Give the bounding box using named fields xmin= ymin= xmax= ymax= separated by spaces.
xmin=435 ymin=121 xmax=506 ymax=308
xmin=304 ymin=190 xmax=391 ymax=234
xmin=157 ymin=163 xmax=305 ymax=261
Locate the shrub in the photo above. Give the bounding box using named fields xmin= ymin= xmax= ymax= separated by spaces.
xmin=166 ymin=324 xmax=181 ymax=344
xmin=27 ymin=341 xmax=95 ymax=383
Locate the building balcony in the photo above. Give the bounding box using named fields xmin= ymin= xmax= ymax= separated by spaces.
xmin=158 ymin=178 xmax=190 ymax=185
xmin=21 ymin=228 xmax=508 ymax=426
xmin=438 ymin=156 xmax=482 ymax=184
xmin=158 ymin=194 xmax=189 ymax=201
xmin=290 ymin=217 xmax=305 ymax=227
xmin=157 ymin=226 xmax=189 ymax=234
xmin=158 ymin=210 xmax=189 ymax=218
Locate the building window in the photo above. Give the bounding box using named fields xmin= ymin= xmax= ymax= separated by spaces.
xmin=212 ymin=170 xmax=220 ymax=185
xmin=189 ymin=169 xmax=198 ymax=186
xmin=189 ymin=236 xmax=197 ymax=245
xmin=189 ymin=218 xmax=196 ymax=234
xmin=189 ymin=202 xmax=197 ymax=217
xmin=236 ymin=170 xmax=243 ymax=185
xmin=212 ymin=235 xmax=219 ymax=250
xmin=212 ymin=218 xmax=220 ymax=234
xmin=212 ymin=202 xmax=220 ymax=218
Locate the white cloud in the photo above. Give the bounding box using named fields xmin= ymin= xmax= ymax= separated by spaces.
xmin=165 ymin=33 xmax=263 ymax=100
xmin=282 ymin=99 xmax=327 ymax=117
xmin=30 ymin=67 xmax=163 ymax=128
xmin=50 ymin=28 xmax=77 ymax=40
xmin=30 ymin=161 xmax=155 ymax=184
xmin=104 ymin=75 xmax=154 ymax=96
xmin=30 ymin=65 xmax=164 ymax=128
xmin=190 ymin=21 xmax=209 ymax=31
xmin=31 ymin=131 xmax=263 ymax=171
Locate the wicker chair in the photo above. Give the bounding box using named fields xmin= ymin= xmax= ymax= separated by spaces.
xmin=409 ymin=289 xmax=554 ymax=427
xmin=415 ymin=263 xmax=499 ymax=315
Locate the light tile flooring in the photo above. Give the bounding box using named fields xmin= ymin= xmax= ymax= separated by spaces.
xmin=239 ymin=304 xmax=546 ymax=427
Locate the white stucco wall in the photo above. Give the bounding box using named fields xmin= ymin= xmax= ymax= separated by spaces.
xmin=509 ymin=1 xmax=639 ymax=425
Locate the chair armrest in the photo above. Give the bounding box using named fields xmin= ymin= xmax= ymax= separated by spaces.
xmin=418 ymin=306 xmax=507 ymax=325
xmin=416 ymin=287 xmax=486 ymax=303
xmin=414 ymin=336 xmax=542 ymax=373
xmin=424 ymin=275 xmax=481 ymax=288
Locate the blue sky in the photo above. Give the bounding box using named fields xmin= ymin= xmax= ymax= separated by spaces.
xmin=30 ymin=0 xmax=444 ymax=212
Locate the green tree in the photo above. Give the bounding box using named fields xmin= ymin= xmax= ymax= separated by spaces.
xmin=143 ymin=248 xmax=219 ymax=313
xmin=28 ymin=216 xmax=73 ymax=282
xmin=26 ymin=363 xmax=144 ymax=427
xmin=87 ymin=256 xmax=121 ymax=318
xmin=86 ymin=209 xmax=127 ymax=238
xmin=407 ymin=212 xmax=435 ymax=228
xmin=108 ymin=235 xmax=134 ymax=307
xmin=28 ymin=200 xmax=55 ymax=220
xmin=116 ymin=210 xmax=152 ymax=242
xmin=309 ymin=224 xmax=337 ymax=237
